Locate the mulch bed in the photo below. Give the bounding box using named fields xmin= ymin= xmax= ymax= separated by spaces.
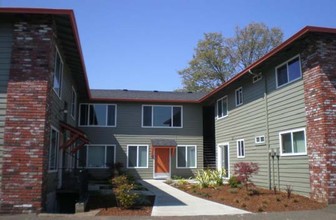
xmin=86 ymin=194 xmax=154 ymax=216
xmin=173 ymin=182 xmax=326 ymax=212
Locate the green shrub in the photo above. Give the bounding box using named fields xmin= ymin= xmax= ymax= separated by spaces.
xmin=195 ymin=169 xmax=212 ymax=188
xmin=228 ymin=176 xmax=240 ymax=188
xmin=112 ymin=175 xmax=139 ymax=209
xmin=195 ymin=169 xmax=226 ymax=188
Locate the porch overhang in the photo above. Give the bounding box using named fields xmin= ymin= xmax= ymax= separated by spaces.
xmin=59 ymin=121 xmax=89 ymax=153
xmin=151 ymin=139 xmax=177 ymax=157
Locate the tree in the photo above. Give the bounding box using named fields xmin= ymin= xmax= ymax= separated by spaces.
xmin=178 ymin=33 xmax=234 ymax=92
xmin=233 ymin=162 xmax=259 ymax=190
xmin=228 ymin=23 xmax=283 ymax=71
xmin=178 ymin=23 xmax=283 ymax=92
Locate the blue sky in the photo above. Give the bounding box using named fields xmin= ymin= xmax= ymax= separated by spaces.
xmin=1 ymin=0 xmax=336 ymax=91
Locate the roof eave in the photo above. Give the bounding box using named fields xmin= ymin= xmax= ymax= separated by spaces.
xmin=199 ymin=26 xmax=336 ymax=103
xmin=89 ymin=97 xmax=200 ymax=103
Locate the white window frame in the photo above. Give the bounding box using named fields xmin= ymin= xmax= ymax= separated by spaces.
xmin=79 ymin=103 xmax=117 ymax=127
xmin=176 ymin=145 xmax=197 ymax=169
xmin=49 ymin=126 xmax=59 ymax=172
xmin=70 ymin=87 xmax=77 ymax=120
xmin=235 ymin=87 xmax=243 ymax=106
xmin=279 ymin=128 xmax=307 ymax=156
xmin=216 ymin=96 xmax=228 ymax=119
xmin=141 ymin=105 xmax=183 ymax=128
xmin=237 ymin=139 xmax=245 ymax=158
xmin=127 ymin=145 xmax=149 ymax=169
xmin=52 ymin=46 xmax=63 ymax=98
xmin=275 ymin=55 xmax=302 ymax=88
xmin=255 ymin=135 xmax=265 ymax=144
xmin=77 ymin=145 xmax=116 ymax=169
xmin=253 ymin=73 xmax=262 ymax=83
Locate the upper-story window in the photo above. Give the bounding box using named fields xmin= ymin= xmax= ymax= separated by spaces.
xmin=276 ymin=56 xmax=302 ymax=88
xmin=142 ymin=105 xmax=182 ymax=128
xmin=79 ymin=104 xmax=117 ymax=127
xmin=53 ymin=48 xmax=63 ymax=98
xmin=235 ymin=87 xmax=243 ymax=106
xmin=70 ymin=87 xmax=77 ymax=120
xmin=216 ymin=96 xmax=228 ymax=119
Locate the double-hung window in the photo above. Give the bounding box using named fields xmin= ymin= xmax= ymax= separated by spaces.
xmin=216 ymin=96 xmax=228 ymax=119
xmin=53 ymin=48 xmax=63 ymax=97
xmin=237 ymin=139 xmax=245 ymax=158
xmin=142 ymin=105 xmax=182 ymax=128
xmin=279 ymin=128 xmax=306 ymax=156
xmin=177 ymin=145 xmax=197 ymax=168
xmin=235 ymin=87 xmax=243 ymax=106
xmin=70 ymin=87 xmax=77 ymax=119
xmin=78 ymin=145 xmax=116 ymax=168
xmin=276 ymin=56 xmax=302 ymax=88
xmin=127 ymin=145 xmax=148 ymax=168
xmin=49 ymin=127 xmax=59 ymax=171
xmin=79 ymin=104 xmax=117 ymax=127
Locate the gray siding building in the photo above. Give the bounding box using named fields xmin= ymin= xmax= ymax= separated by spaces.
xmin=0 ymin=8 xmax=335 ymax=214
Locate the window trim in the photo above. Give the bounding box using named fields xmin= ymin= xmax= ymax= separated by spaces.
xmin=279 ymin=128 xmax=307 ymax=156
xmin=237 ymin=139 xmax=245 ymax=158
xmin=235 ymin=87 xmax=243 ymax=107
xmin=78 ymin=103 xmax=117 ymax=127
xmin=77 ymin=144 xmax=116 ymax=169
xmin=52 ymin=46 xmax=63 ymax=99
xmin=176 ymin=145 xmax=197 ymax=169
xmin=127 ymin=145 xmax=149 ymax=169
xmin=275 ymin=55 xmax=302 ymax=89
xmin=141 ymin=105 xmax=183 ymax=128
xmin=48 ymin=126 xmax=59 ymax=172
xmin=255 ymin=135 xmax=265 ymax=144
xmin=70 ymin=86 xmax=77 ymax=120
xmin=216 ymin=96 xmax=228 ymax=119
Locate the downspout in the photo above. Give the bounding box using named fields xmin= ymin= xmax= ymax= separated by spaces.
xmin=264 ymin=73 xmax=272 ymax=190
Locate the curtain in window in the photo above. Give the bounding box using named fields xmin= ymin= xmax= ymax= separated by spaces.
xmin=138 ymin=146 xmax=148 ymax=167
xmin=293 ymin=131 xmax=305 ymax=153
xmin=187 ymin=147 xmax=196 ymax=167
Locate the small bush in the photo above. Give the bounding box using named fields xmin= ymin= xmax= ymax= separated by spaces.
xmin=285 ymin=185 xmax=293 ymax=199
xmin=247 ymin=188 xmax=260 ymax=196
xmin=228 ymin=176 xmax=240 ymax=188
xmin=241 ymin=203 xmax=247 ymax=208
xmin=233 ymin=162 xmax=259 ymax=190
xmin=258 ymin=206 xmax=264 ymax=212
xmin=276 ymin=197 xmax=281 ymax=202
xmin=112 ymin=175 xmax=139 ymax=209
xmin=195 ymin=169 xmax=226 ymax=188
xmin=293 ymin=199 xmax=299 ymax=203
xmin=177 ymin=179 xmax=188 ymax=185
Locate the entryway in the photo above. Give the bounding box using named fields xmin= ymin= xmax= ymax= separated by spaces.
xmin=154 ymin=148 xmax=171 ymax=179
xmin=218 ymin=143 xmax=229 ymax=178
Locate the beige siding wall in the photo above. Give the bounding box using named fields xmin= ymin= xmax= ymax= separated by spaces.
xmin=215 ymin=53 xmax=310 ymax=196
xmin=0 ymin=22 xmax=13 ymax=189
xmin=81 ymin=103 xmax=203 ymax=179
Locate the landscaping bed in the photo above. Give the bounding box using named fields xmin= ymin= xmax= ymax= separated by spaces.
xmin=86 ymin=194 xmax=154 ymax=216
xmin=85 ymin=175 xmax=155 ymax=216
xmin=171 ymin=181 xmax=326 ymax=212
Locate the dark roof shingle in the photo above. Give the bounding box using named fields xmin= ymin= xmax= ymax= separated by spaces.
xmin=90 ymin=89 xmax=207 ymax=102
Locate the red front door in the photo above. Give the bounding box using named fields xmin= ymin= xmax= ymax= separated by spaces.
xmin=155 ymin=148 xmax=170 ymax=174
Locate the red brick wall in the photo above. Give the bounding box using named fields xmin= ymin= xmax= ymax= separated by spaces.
xmin=302 ymin=33 xmax=336 ymax=204
xmin=0 ymin=15 xmax=54 ymax=214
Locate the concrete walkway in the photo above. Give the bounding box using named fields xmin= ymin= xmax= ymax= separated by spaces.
xmin=140 ymin=180 xmax=249 ymax=216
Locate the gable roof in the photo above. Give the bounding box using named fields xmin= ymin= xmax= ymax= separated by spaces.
xmin=90 ymin=89 xmax=206 ymax=103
